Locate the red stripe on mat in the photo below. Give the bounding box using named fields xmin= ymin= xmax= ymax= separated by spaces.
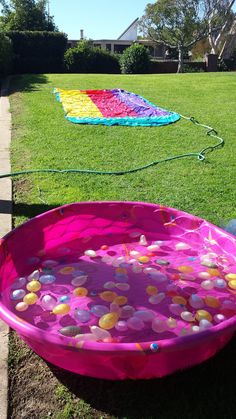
xmin=83 ymin=90 xmax=138 ymax=118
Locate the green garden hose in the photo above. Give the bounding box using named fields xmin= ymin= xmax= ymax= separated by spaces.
xmin=0 ymin=115 xmax=224 ymax=179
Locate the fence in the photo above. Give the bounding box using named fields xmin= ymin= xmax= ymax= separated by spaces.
xmin=150 ymin=60 xmax=206 ymax=73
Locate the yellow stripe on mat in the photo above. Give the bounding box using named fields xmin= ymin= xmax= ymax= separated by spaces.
xmin=56 ymin=89 xmax=103 ymax=118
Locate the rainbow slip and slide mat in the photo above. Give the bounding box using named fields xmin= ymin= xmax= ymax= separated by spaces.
xmin=53 ymin=88 xmax=180 ymax=127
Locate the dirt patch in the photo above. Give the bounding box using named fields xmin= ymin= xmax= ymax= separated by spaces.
xmin=13 ymin=178 xmax=32 ymax=198
xmin=8 ymin=331 xmax=114 ymax=419
xmin=8 ymin=331 xmax=62 ymax=419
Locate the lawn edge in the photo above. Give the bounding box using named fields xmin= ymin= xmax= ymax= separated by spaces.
xmin=0 ymin=77 xmax=12 ymax=419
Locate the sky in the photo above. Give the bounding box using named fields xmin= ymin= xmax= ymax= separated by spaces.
xmin=49 ymin=0 xmax=153 ymax=40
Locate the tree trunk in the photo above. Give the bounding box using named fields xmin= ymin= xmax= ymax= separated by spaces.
xmin=208 ymin=0 xmax=236 ymax=55
xmin=208 ymin=32 xmax=217 ymax=54
xmin=208 ymin=16 xmax=217 ymax=54
xmin=177 ymin=45 xmax=183 ymax=73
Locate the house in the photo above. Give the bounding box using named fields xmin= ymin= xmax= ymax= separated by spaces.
xmin=68 ymin=18 xmax=166 ymax=59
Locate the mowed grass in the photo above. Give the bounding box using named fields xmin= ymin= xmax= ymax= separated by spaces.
xmin=8 ymin=72 xmax=236 ymax=419
xmin=10 ymin=72 xmax=236 ymax=225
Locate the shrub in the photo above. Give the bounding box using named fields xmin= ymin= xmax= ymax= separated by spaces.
xmin=218 ymin=50 xmax=236 ymax=72
xmin=0 ymin=33 xmax=13 ymax=75
xmin=91 ymin=48 xmax=120 ymax=73
xmin=217 ymin=59 xmax=229 ymax=72
xmin=64 ymin=40 xmax=92 ymax=73
xmin=64 ymin=41 xmax=120 ymax=73
xmin=120 ymin=44 xmax=150 ymax=74
xmin=7 ymin=31 xmax=67 ymax=73
xmin=182 ymin=64 xmax=205 ymax=73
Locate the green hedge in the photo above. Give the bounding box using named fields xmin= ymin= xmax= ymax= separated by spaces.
xmin=0 ymin=33 xmax=13 ymax=75
xmin=65 ymin=41 xmax=121 ymax=74
xmin=120 ymin=44 xmax=150 ymax=74
xmin=7 ymin=31 xmax=68 ymax=73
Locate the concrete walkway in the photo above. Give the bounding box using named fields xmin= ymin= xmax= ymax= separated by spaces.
xmin=0 ymin=78 xmax=12 ymax=419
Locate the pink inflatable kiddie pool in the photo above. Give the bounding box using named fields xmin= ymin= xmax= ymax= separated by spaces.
xmin=0 ymin=201 xmax=236 ymax=380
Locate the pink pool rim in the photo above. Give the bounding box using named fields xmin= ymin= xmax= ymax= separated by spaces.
xmin=0 ymin=201 xmax=236 ymax=380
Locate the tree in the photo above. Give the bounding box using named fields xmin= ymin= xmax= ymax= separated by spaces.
xmin=139 ymin=0 xmax=206 ymax=73
xmin=0 ymin=0 xmax=57 ymax=31
xmin=204 ymin=0 xmax=235 ymax=56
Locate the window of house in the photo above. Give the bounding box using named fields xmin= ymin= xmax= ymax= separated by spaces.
xmin=114 ymin=44 xmax=129 ymax=53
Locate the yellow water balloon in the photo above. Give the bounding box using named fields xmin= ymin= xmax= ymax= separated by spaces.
xmin=116 ymin=267 xmax=127 ymax=275
xmin=205 ymin=296 xmax=220 ymax=308
xmin=225 ymin=273 xmax=236 ymax=281
xmin=146 ymin=285 xmax=158 ymax=296
xmin=228 ymin=279 xmax=236 ymax=290
xmin=172 ymin=296 xmax=187 ymax=305
xmin=138 ymin=256 xmax=150 ymax=264
xmin=26 ymin=280 xmax=41 ymax=292
xmin=52 ymin=303 xmax=70 ymax=315
xmin=73 ymin=287 xmax=88 ymax=297
xmin=23 ymin=292 xmax=38 ymax=305
xmin=99 ymin=291 xmax=117 ymax=302
xmin=207 ymin=268 xmax=220 ymax=277
xmin=177 ymin=265 xmax=194 ymax=273
xmin=59 ymin=266 xmax=75 ymax=275
xmin=113 ymin=296 xmax=128 ymax=306
xmin=99 ymin=312 xmax=119 ymax=330
xmin=195 ymin=309 xmax=212 ymax=322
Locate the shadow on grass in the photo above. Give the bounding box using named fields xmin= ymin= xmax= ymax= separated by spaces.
xmin=48 ymin=335 xmax=236 ymax=419
xmin=0 ymin=199 xmax=12 ymax=214
xmin=8 ymin=73 xmax=49 ymax=95
xmin=13 ymin=202 xmax=61 ymax=218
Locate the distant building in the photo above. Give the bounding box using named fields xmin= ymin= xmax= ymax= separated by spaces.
xmin=68 ymin=18 xmax=166 ymax=59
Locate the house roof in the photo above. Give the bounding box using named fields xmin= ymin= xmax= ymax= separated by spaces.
xmin=93 ymin=39 xmax=132 ymax=44
xmin=117 ymin=18 xmax=139 ymax=40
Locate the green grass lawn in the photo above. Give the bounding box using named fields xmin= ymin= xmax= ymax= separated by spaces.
xmin=7 ymin=72 xmax=236 ymax=419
